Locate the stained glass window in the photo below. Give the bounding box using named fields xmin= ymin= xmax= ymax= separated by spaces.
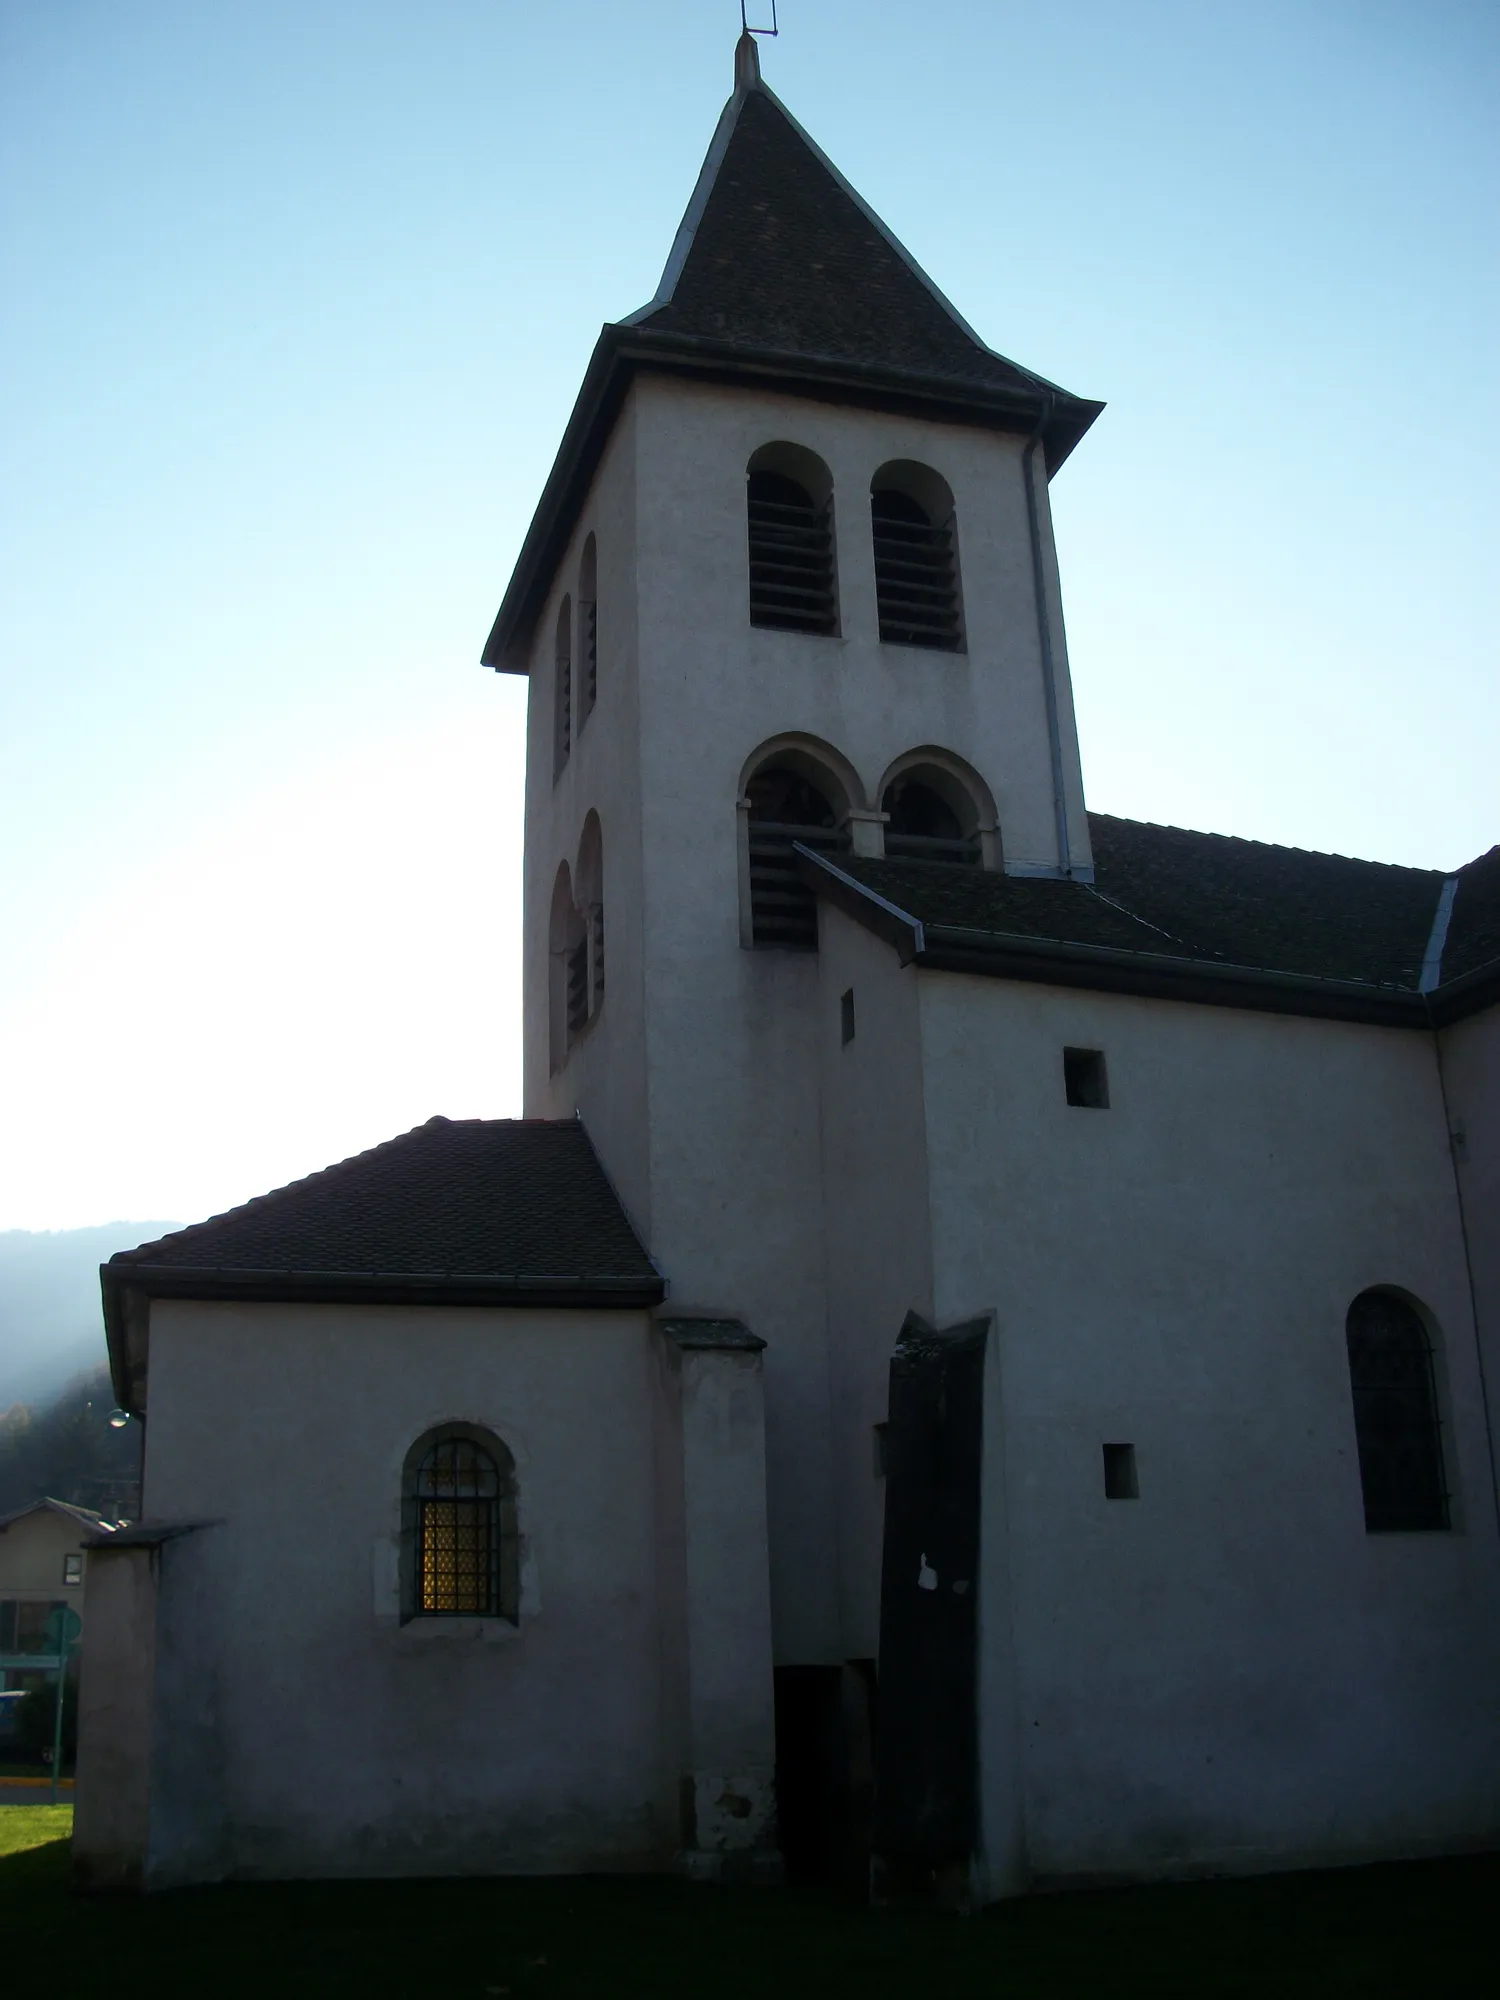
xmin=416 ymin=1437 xmax=502 ymax=1615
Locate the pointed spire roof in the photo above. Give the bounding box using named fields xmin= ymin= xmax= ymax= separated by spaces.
xmin=626 ymin=64 xmax=1045 ymax=401
xmin=482 ymin=51 xmax=1102 ymax=673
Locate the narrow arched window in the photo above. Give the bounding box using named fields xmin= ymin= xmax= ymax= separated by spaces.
xmin=576 ymin=811 xmax=605 ymax=1017
xmin=882 ymin=774 xmax=979 ymax=864
xmin=746 ymin=762 xmax=846 ymax=949
xmin=553 ymin=595 xmax=572 ymax=776
xmin=1346 ymin=1291 xmax=1449 ymax=1532
xmin=549 ymin=861 xmax=585 ymax=1070
xmin=405 ymin=1430 xmax=518 ymax=1620
xmin=747 ymin=445 xmax=837 ymax=636
xmin=871 ymin=463 xmax=962 ymax=651
xmin=579 ymin=535 xmax=598 ymax=726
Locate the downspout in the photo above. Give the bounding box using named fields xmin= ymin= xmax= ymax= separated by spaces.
xmin=1421 ymin=875 xmax=1500 ymax=1545
xmin=1022 ymin=391 xmax=1072 ymax=878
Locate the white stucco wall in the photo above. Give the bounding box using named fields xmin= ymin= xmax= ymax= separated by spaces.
xmin=518 ymin=371 xmax=1092 ymax=1666
xmin=138 ymin=1299 xmax=679 ymax=1881
xmin=812 ymin=905 xmax=1500 ymax=1890
xmin=917 ymin=973 xmax=1500 ymax=1887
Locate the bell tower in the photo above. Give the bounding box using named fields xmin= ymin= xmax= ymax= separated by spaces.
xmin=483 ymin=35 xmax=1102 ymax=1667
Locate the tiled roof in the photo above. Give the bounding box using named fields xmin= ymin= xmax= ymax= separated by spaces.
xmin=1444 ymin=846 xmax=1500 ymax=984
xmin=635 ymin=87 xmax=1043 ymax=399
xmin=108 ymin=1118 xmax=657 ymax=1287
xmin=808 ymin=814 xmax=1498 ymax=1024
xmin=0 ymin=1497 xmax=114 ymax=1535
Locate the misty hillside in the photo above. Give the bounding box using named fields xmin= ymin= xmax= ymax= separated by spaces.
xmin=0 ymin=1224 xmax=176 ymax=1409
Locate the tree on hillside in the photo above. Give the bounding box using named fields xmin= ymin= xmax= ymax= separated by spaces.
xmin=0 ymin=1364 xmax=141 ymax=1520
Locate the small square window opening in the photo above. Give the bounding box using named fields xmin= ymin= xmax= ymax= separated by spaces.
xmin=62 ymin=1554 xmax=84 ymax=1587
xmin=1103 ymin=1442 xmax=1138 ymax=1499
xmin=1064 ymin=1047 xmax=1109 ymax=1108
xmin=841 ymin=988 xmax=856 ymax=1045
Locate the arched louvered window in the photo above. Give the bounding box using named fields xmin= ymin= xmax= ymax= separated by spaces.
xmin=576 ymin=811 xmax=605 ymax=1016
xmin=882 ymin=774 xmax=980 ymax=865
xmin=746 ymin=762 xmax=847 ymax=949
xmin=553 ymin=595 xmax=573 ymax=775
xmin=871 ymin=463 xmax=962 ymax=651
xmin=747 ymin=445 xmax=837 ymax=636
xmin=1345 ymin=1291 xmax=1449 ymax=1532
xmin=579 ymin=535 xmax=599 ymax=726
xmin=404 ymin=1429 xmax=519 ymax=1621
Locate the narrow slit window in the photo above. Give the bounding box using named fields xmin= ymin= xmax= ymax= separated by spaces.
xmin=579 ymin=534 xmax=598 ymax=724
xmin=747 ymin=467 xmax=836 ymax=635
xmin=840 ymin=988 xmax=856 ymax=1044
xmin=1346 ymin=1292 xmax=1449 ymax=1532
xmin=1064 ymin=1047 xmax=1108 ymax=1108
xmin=566 ymin=936 xmax=590 ymax=1037
xmin=553 ymin=596 xmax=572 ymax=776
xmin=1102 ymin=1443 xmax=1138 ymax=1499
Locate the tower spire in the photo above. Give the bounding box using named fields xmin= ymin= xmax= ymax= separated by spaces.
xmin=734 ymin=30 xmax=761 ymax=90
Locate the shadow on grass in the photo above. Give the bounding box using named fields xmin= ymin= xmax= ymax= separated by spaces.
xmin=1 ymin=1838 xmax=1495 ymax=1999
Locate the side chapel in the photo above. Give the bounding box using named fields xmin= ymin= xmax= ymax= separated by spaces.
xmin=75 ymin=36 xmax=1500 ymax=1897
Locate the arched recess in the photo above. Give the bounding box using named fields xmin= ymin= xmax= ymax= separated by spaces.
xmin=877 ymin=747 xmax=1000 ymax=868
xmin=578 ymin=536 xmax=598 ymax=726
xmin=553 ymin=595 xmax=573 ymax=776
xmin=400 ymin=1422 xmax=519 ymax=1624
xmin=1345 ymin=1288 xmax=1451 ymax=1533
xmin=870 ymin=460 xmax=964 ymax=651
xmin=575 ymin=810 xmax=605 ymax=1018
xmin=549 ymin=860 xmax=586 ymax=1072
xmin=747 ymin=442 xmax=838 ymax=637
xmin=736 ymin=734 xmax=861 ymax=951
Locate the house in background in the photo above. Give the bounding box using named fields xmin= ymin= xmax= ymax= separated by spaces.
xmin=1 ymin=1497 xmax=112 ymax=1694
xmin=74 ymin=34 xmax=1499 ymax=1897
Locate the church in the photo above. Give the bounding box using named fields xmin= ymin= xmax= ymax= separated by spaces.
xmin=74 ymin=36 xmax=1500 ymax=1898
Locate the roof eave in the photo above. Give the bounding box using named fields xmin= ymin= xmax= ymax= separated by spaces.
xmin=480 ymin=324 xmax=1102 ymax=675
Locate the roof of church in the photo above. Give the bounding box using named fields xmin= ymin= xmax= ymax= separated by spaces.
xmin=101 ymin=1119 xmax=662 ymax=1409
xmin=802 ymin=815 xmax=1500 ymax=1027
xmin=482 ymin=45 xmax=1101 ymax=673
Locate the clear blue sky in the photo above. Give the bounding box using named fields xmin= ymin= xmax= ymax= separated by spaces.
xmin=1 ymin=0 xmax=1496 ymax=1232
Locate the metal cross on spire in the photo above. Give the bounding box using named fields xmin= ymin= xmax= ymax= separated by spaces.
xmin=740 ymin=1 xmax=778 ymax=39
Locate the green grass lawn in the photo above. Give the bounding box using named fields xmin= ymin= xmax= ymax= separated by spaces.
xmin=1 ymin=1815 xmax=1494 ymax=1999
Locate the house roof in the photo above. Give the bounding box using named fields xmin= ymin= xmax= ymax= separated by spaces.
xmin=802 ymin=813 xmax=1499 ymax=1027
xmin=101 ymin=1118 xmax=663 ymax=1414
xmin=482 ymin=43 xmax=1101 ymax=674
xmin=0 ymin=1497 xmax=114 ymax=1536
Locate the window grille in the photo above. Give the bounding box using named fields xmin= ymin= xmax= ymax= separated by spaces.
xmin=415 ymin=1437 xmax=502 ymax=1616
xmin=882 ymin=776 xmax=978 ymax=864
xmin=1346 ymin=1292 xmax=1449 ymax=1532
xmin=747 ymin=765 xmax=846 ymax=949
xmin=566 ymin=936 xmax=590 ymax=1037
xmin=871 ymin=489 xmax=961 ymax=649
xmin=748 ymin=470 xmax=836 ymax=635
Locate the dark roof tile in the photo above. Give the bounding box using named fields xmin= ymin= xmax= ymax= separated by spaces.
xmin=638 ymin=88 xmax=1040 ymax=397
xmin=820 ymin=813 xmax=1490 ymax=1004
xmin=108 ymin=1118 xmax=655 ymax=1284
